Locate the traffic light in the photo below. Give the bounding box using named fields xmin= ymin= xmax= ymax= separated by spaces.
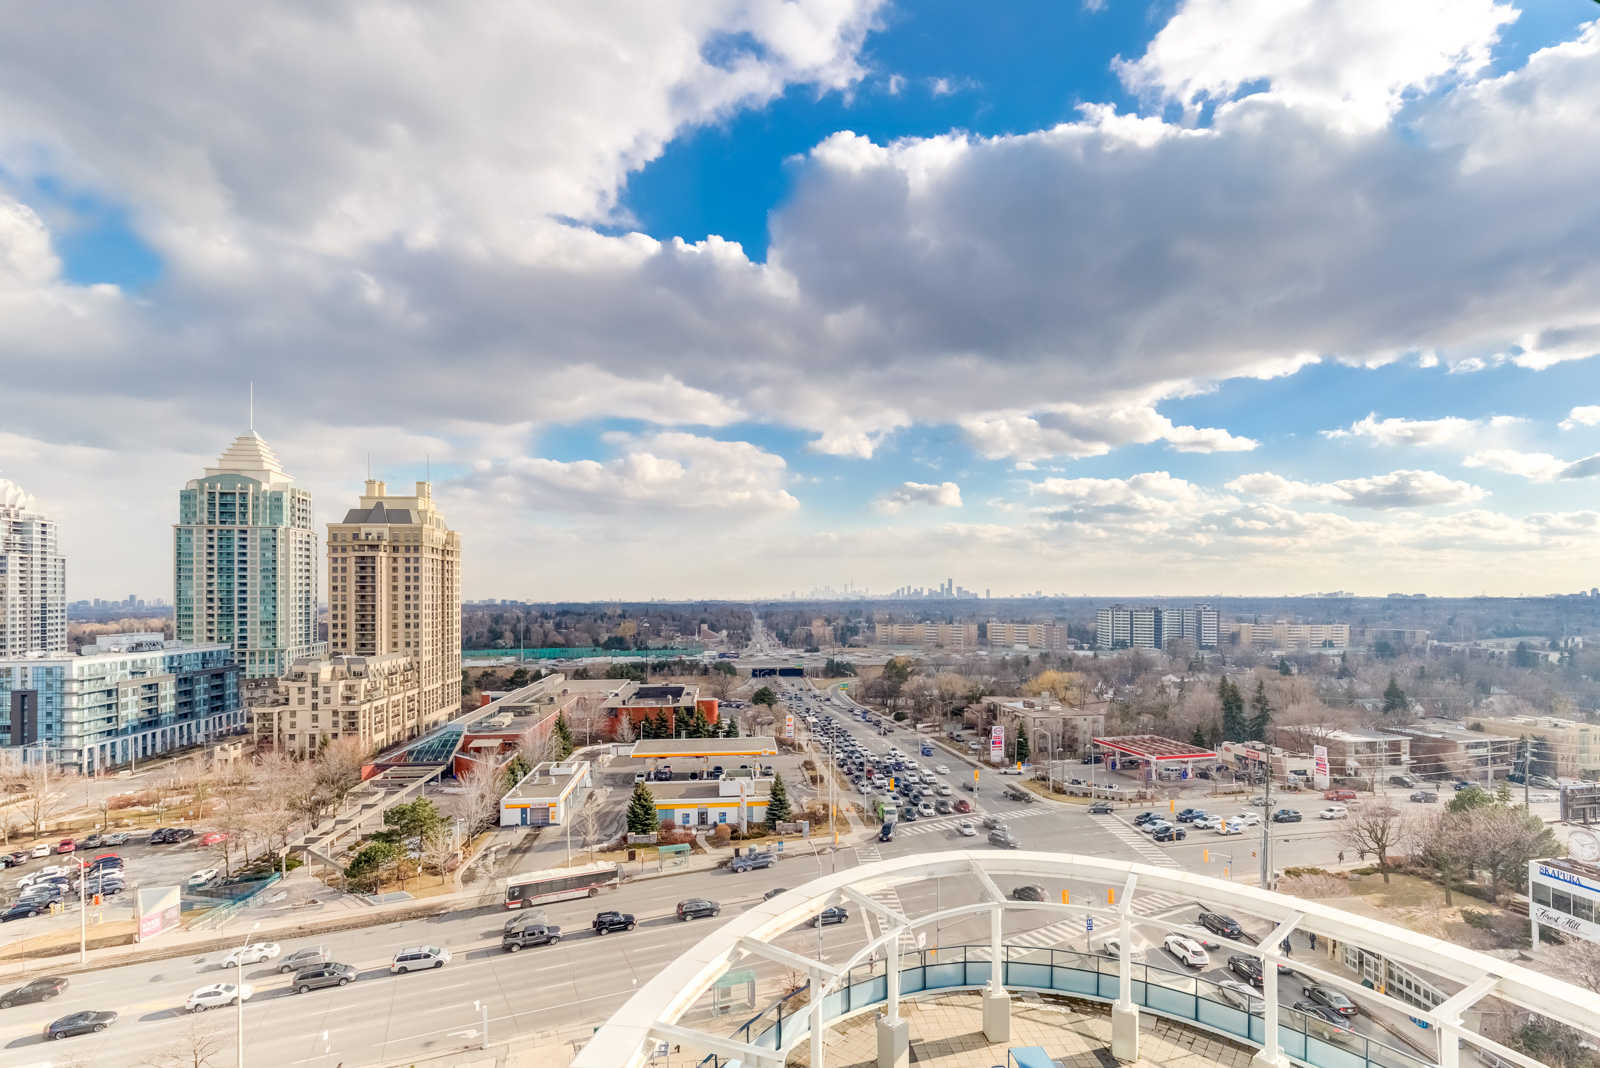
xmin=1169 ymin=799 xmax=1175 ymax=812
xmin=1062 ymin=889 xmax=1070 ymax=904
xmin=1203 ymin=849 xmax=1209 ymax=862
xmin=1106 ymin=888 xmax=1116 ymax=905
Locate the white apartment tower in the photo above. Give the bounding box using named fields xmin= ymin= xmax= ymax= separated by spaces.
xmin=175 ymin=433 xmax=325 ymax=677
xmin=0 ymin=479 xmax=66 ymax=656
xmin=326 ymin=481 xmax=461 ymax=739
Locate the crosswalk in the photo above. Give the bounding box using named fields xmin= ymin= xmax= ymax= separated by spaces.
xmin=894 ymin=807 xmax=1046 ymax=838
xmin=1087 ymin=814 xmax=1185 ymax=869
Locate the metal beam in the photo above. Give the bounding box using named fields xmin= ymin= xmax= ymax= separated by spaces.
xmin=1116 ymin=873 xmax=1139 ymax=915
xmin=648 ymin=1022 xmax=783 ymax=1068
xmin=1430 ymin=974 xmax=1500 ymax=1025
xmin=968 ymin=859 xmax=1008 ymax=903
xmin=736 ymin=936 xmax=843 ymax=980
xmin=840 ymin=885 xmax=912 ymax=930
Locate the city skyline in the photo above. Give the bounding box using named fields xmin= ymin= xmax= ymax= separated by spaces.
xmin=0 ymin=2 xmax=1597 ymax=600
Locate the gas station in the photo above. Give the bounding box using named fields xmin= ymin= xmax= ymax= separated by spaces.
xmin=1091 ymin=734 xmax=1217 ymax=783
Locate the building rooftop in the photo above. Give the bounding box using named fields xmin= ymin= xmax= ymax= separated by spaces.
xmin=505 ymin=760 xmax=590 ymax=802
xmin=629 ymin=738 xmax=780 ymax=759
xmin=1092 ymin=735 xmax=1217 ymax=761
xmin=204 ymin=431 xmax=293 ymax=488
xmin=646 ymin=780 xmax=771 ymax=802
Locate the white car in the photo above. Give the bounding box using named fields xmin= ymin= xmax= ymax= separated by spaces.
xmin=1216 ymin=821 xmax=1244 ymax=836
xmin=1143 ymin=820 xmax=1173 ymax=836
xmin=1232 ymin=812 xmax=1261 ymax=827
xmin=934 ymin=764 xmax=950 ymax=774
xmin=1164 ymin=934 xmax=1210 ymax=968
xmin=1319 ymin=806 xmax=1349 ymax=820
xmin=29 ymin=843 xmax=50 ymax=859
xmin=188 ymin=867 xmax=221 ymax=887
xmin=957 ymin=821 xmax=977 ymax=837
xmin=1099 ymin=936 xmax=1122 ymax=957
xmin=936 ymin=784 xmax=953 ymax=797
xmin=917 ymin=802 xmax=936 ymax=818
xmin=1214 ymin=979 xmax=1265 ymax=1012
xmin=17 ymin=866 xmax=66 ymax=889
xmin=1178 ymin=925 xmax=1222 ymax=949
xmin=222 ymin=942 xmax=281 ymax=968
xmin=1192 ymin=815 xmax=1224 ymax=830
xmin=187 ymin=982 xmax=253 ymax=1012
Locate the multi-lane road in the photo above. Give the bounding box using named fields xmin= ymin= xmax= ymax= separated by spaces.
xmin=0 ymin=677 xmax=1418 ymax=1066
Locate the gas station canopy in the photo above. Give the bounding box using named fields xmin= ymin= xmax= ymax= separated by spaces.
xmin=1092 ymin=735 xmax=1217 ymax=762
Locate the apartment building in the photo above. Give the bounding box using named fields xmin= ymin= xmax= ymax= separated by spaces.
xmin=1172 ymin=604 xmax=1219 ymax=649
xmin=978 ymin=695 xmax=1106 ymax=755
xmin=986 ymin=622 xmax=1074 ymax=652
xmin=0 ymin=632 xmax=243 ymax=772
xmin=326 ymin=481 xmax=462 ymax=738
xmin=256 ymin=653 xmax=420 ymax=756
xmin=1229 ymin=620 xmax=1350 ymax=651
xmin=175 ymin=433 xmax=324 ymax=677
xmin=1095 ymin=605 xmax=1166 ymax=650
xmin=1468 ymin=715 xmax=1600 ymax=780
xmin=873 ymin=621 xmax=980 ymax=649
xmin=1384 ymin=719 xmax=1513 ymax=782
xmin=0 ymin=478 xmax=66 ymax=657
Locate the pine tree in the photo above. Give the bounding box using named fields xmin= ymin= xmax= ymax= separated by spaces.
xmin=724 ymin=717 xmax=740 ymax=738
xmin=1382 ymin=676 xmax=1408 ymax=714
xmin=1248 ymin=678 xmax=1273 ymax=741
xmin=553 ymin=712 xmax=575 ymax=757
xmin=689 ymin=708 xmax=710 ymax=738
xmin=765 ymin=771 xmax=792 ymax=829
xmin=1219 ymin=676 xmax=1246 ymax=742
xmin=1191 ymin=724 xmax=1208 ymax=749
xmin=1015 ymin=731 xmax=1031 ymax=764
xmin=626 ymin=781 xmax=658 ymax=836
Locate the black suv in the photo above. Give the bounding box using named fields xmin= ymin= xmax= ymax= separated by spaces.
xmin=592 ymin=911 xmax=635 ymax=934
xmin=1271 ymin=809 xmax=1302 ymax=823
xmin=1197 ymin=912 xmax=1244 ymax=939
xmin=1152 ymin=826 xmax=1187 ymax=842
xmin=503 ymin=923 xmax=562 ymax=951
xmin=677 ymin=899 xmax=720 ymax=921
xmin=0 ymin=975 xmax=67 ymax=1008
xmin=291 ymin=962 xmax=357 ymax=993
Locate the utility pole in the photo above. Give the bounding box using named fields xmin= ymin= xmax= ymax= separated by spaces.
xmin=1259 ymin=751 xmax=1273 ymax=889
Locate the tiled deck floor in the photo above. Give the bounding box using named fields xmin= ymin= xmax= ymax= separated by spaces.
xmin=785 ymin=993 xmax=1257 ymax=1068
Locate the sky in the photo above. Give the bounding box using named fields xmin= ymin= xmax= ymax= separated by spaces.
xmin=0 ymin=0 xmax=1598 ymax=602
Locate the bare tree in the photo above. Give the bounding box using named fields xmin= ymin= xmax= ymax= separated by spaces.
xmin=611 ymin=709 xmax=637 ymax=744
xmin=520 ymin=725 xmax=559 ymax=769
xmin=420 ymin=823 xmax=457 ymax=883
xmin=313 ymin=737 xmax=368 ymax=815
xmin=1412 ymin=809 xmax=1478 ymax=906
xmin=573 ymin=800 xmax=604 ymax=863
xmin=138 ymin=1013 xmax=229 ymax=1068
xmin=569 ymin=699 xmax=608 ymax=747
xmin=447 ymin=757 xmax=505 ymax=839
xmin=18 ymin=760 xmax=77 ymax=838
xmin=1337 ymin=805 xmax=1408 ymax=883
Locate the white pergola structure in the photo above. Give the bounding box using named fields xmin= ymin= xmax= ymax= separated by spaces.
xmin=574 ymin=851 xmax=1600 ymax=1068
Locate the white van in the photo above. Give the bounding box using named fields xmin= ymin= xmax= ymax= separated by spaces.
xmin=391 ymin=945 xmax=453 ymax=973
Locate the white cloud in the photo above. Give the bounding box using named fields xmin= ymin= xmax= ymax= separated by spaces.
xmin=1227 ymin=469 xmax=1487 ymax=508
xmin=1512 ymin=324 xmax=1600 ymax=370
xmin=1465 ymin=449 xmax=1600 ymax=483
xmin=874 ymin=480 xmax=962 ymax=511
xmin=457 ymin=432 xmax=799 ymax=516
xmin=1563 ymin=406 xmax=1600 ymax=430
xmin=1323 ymin=412 xmax=1518 ymax=446
xmin=962 ymin=403 xmax=1255 ymax=462
xmin=1116 ymin=0 xmax=1516 ymax=129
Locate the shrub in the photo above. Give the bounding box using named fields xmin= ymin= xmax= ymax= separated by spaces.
xmin=1461 ymin=909 xmax=1494 ymax=930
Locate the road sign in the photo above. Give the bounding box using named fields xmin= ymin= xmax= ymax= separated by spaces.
xmin=989 ymin=725 xmax=1004 ymax=764
xmin=1085 ymin=916 xmax=1094 ymax=932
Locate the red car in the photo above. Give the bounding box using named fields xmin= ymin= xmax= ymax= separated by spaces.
xmin=1322 ymin=790 xmax=1357 ymax=802
xmin=198 ymin=833 xmax=230 ymax=847
xmin=55 ymin=839 xmax=75 ymax=854
xmin=953 ymin=799 xmax=973 ymax=813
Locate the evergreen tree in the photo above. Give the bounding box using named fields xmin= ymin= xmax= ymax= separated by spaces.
xmin=626 ymin=781 xmax=658 ymax=836
xmin=553 ymin=712 xmax=575 ymax=757
xmin=1336 ymin=653 xmax=1354 ymax=680
xmin=689 ymin=708 xmax=710 ymax=738
xmin=1278 ymin=658 xmax=1293 ymax=676
xmin=1014 ymin=731 xmax=1031 ymax=764
xmin=765 ymin=772 xmax=793 ymax=829
xmin=1218 ymin=676 xmax=1246 ymax=742
xmin=1191 ymin=724 xmax=1208 ymax=749
xmin=724 ymin=717 xmax=740 ymax=738
xmin=1382 ymin=676 xmax=1408 ymax=714
xmin=1248 ymin=678 xmax=1273 ymax=741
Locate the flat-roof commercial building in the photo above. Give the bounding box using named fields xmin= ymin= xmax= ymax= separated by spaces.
xmin=979 ymin=696 xmax=1106 ymax=755
xmin=645 ymin=778 xmax=771 ymax=830
xmin=1280 ymin=726 xmax=1409 ymax=779
xmin=0 ymin=633 xmax=244 ymax=772
xmin=605 ymin=682 xmax=719 ymax=736
xmin=1468 ymin=715 xmax=1600 ymax=781
xmin=499 ymin=760 xmax=592 ymax=827
xmin=1382 ymin=719 xmax=1512 ymax=782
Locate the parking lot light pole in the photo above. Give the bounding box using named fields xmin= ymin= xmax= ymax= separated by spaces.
xmin=238 ymin=920 xmax=259 ymax=1068
xmin=76 ymin=857 xmax=87 ymax=963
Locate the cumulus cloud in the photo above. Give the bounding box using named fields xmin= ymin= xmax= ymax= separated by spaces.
xmin=874 ymin=480 xmax=962 ymax=511
xmin=1465 ymin=449 xmax=1600 ymax=483
xmin=962 ymin=403 xmax=1255 ymax=462
xmin=1562 ymin=406 xmax=1600 ymax=430
xmin=1227 ymin=469 xmax=1487 ymax=508
xmin=456 ymin=432 xmax=799 ymax=516
xmin=1116 ymin=0 xmax=1516 ymax=129
xmin=1323 ymin=412 xmax=1518 ymax=447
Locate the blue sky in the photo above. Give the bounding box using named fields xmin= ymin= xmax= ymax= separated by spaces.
xmin=0 ymin=0 xmax=1598 ymax=600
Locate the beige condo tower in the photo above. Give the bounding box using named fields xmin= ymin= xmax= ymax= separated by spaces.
xmin=326 ymin=480 xmax=461 ymax=741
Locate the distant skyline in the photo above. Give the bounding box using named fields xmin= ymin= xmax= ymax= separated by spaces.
xmin=1 ymin=2 xmax=1598 ymax=601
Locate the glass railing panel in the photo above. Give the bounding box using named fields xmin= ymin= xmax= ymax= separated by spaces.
xmin=1144 ymin=967 xmax=1199 ymax=1021
xmin=1009 ymin=961 xmax=1052 ymax=990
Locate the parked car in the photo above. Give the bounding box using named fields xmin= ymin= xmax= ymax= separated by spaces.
xmin=677 ymin=899 xmax=720 ymax=921
xmin=103 ymin=832 xmax=134 ymax=846
xmin=0 ymin=976 xmax=67 ymax=1008
xmin=188 ymin=867 xmax=221 ymax=887
xmin=55 ymin=839 xmax=75 ymax=855
xmin=29 ymin=843 xmax=51 ymax=858
xmin=1175 ymin=808 xmax=1206 ymax=823
xmin=43 ymin=1009 xmax=117 ymax=1039
xmin=222 ymin=942 xmax=281 ymax=968
xmin=957 ymin=820 xmax=977 ymax=837
xmin=1152 ymin=826 xmax=1187 ymax=843
xmin=1302 ymin=984 xmax=1358 ymax=1016
xmin=1214 ymin=979 xmax=1266 ymax=1013
xmin=1010 ymin=884 xmax=1047 ymax=902
xmin=80 ymin=833 xmax=104 ymax=849
xmin=813 ymin=906 xmax=849 ymax=927
xmin=633 ymin=772 xmax=646 ymax=784
xmin=1164 ymin=935 xmax=1210 ymax=968
xmin=1318 ymin=806 xmax=1349 ymax=820
xmin=187 ymin=982 xmax=253 ymax=1012
xmin=1271 ymin=809 xmax=1302 ymax=823
xmin=592 ymin=911 xmax=636 ymax=933
xmin=18 ymin=866 xmax=67 ymax=888
xmin=292 ymin=962 xmax=358 ymax=993
xmin=1198 ymin=912 xmax=1244 ymax=939
xmin=390 ymin=946 xmax=451 ymax=972
xmin=277 ymin=945 xmax=331 ymax=974
xmin=988 ymin=830 xmax=1021 ymax=849
xmin=1132 ymin=812 xmax=1159 ymax=826
xmin=1409 ymin=791 xmax=1438 ymax=803
xmin=502 ymin=924 xmax=562 ymax=951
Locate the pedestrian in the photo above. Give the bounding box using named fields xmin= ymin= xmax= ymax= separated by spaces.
xmin=1309 ymin=933 xmax=1317 ymax=951
xmin=1281 ymin=938 xmax=1292 ymax=958
xmin=1338 ymin=850 xmax=1345 ymax=863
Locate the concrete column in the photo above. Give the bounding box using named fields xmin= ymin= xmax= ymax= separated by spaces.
xmin=1438 ymin=1027 xmax=1460 ymax=1068
xmin=989 ymin=904 xmax=1004 ymax=992
xmin=1112 ymin=912 xmax=1138 ymax=1060
xmin=876 ymin=1015 xmax=909 ymax=1068
xmin=809 ymin=967 xmax=827 ymax=1068
xmin=982 ymin=988 xmax=1011 ymax=1043
xmin=1251 ymin=954 xmax=1287 ymax=1068
xmin=886 ymin=939 xmax=901 ymax=1022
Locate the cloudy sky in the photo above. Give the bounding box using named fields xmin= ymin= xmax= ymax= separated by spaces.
xmin=1 ymin=0 xmax=1598 ymax=601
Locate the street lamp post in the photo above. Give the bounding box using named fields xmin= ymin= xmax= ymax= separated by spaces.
xmin=1030 ymin=728 xmax=1055 ymax=796
xmin=76 ymin=857 xmax=87 ymax=964
xmin=238 ymin=920 xmax=259 ymax=1068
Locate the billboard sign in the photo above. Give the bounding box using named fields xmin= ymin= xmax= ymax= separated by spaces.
xmin=989 ymin=726 xmax=1004 ymax=764
xmin=783 ymin=714 xmax=794 ymax=740
xmin=1313 ymin=745 xmax=1330 ymax=791
xmin=135 ymin=885 xmax=181 ymax=942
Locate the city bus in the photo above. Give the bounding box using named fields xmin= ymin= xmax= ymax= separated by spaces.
xmin=504 ymin=861 xmax=621 ymax=909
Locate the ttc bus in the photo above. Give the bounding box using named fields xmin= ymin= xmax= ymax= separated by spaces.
xmin=504 ymin=861 xmax=621 ymax=909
